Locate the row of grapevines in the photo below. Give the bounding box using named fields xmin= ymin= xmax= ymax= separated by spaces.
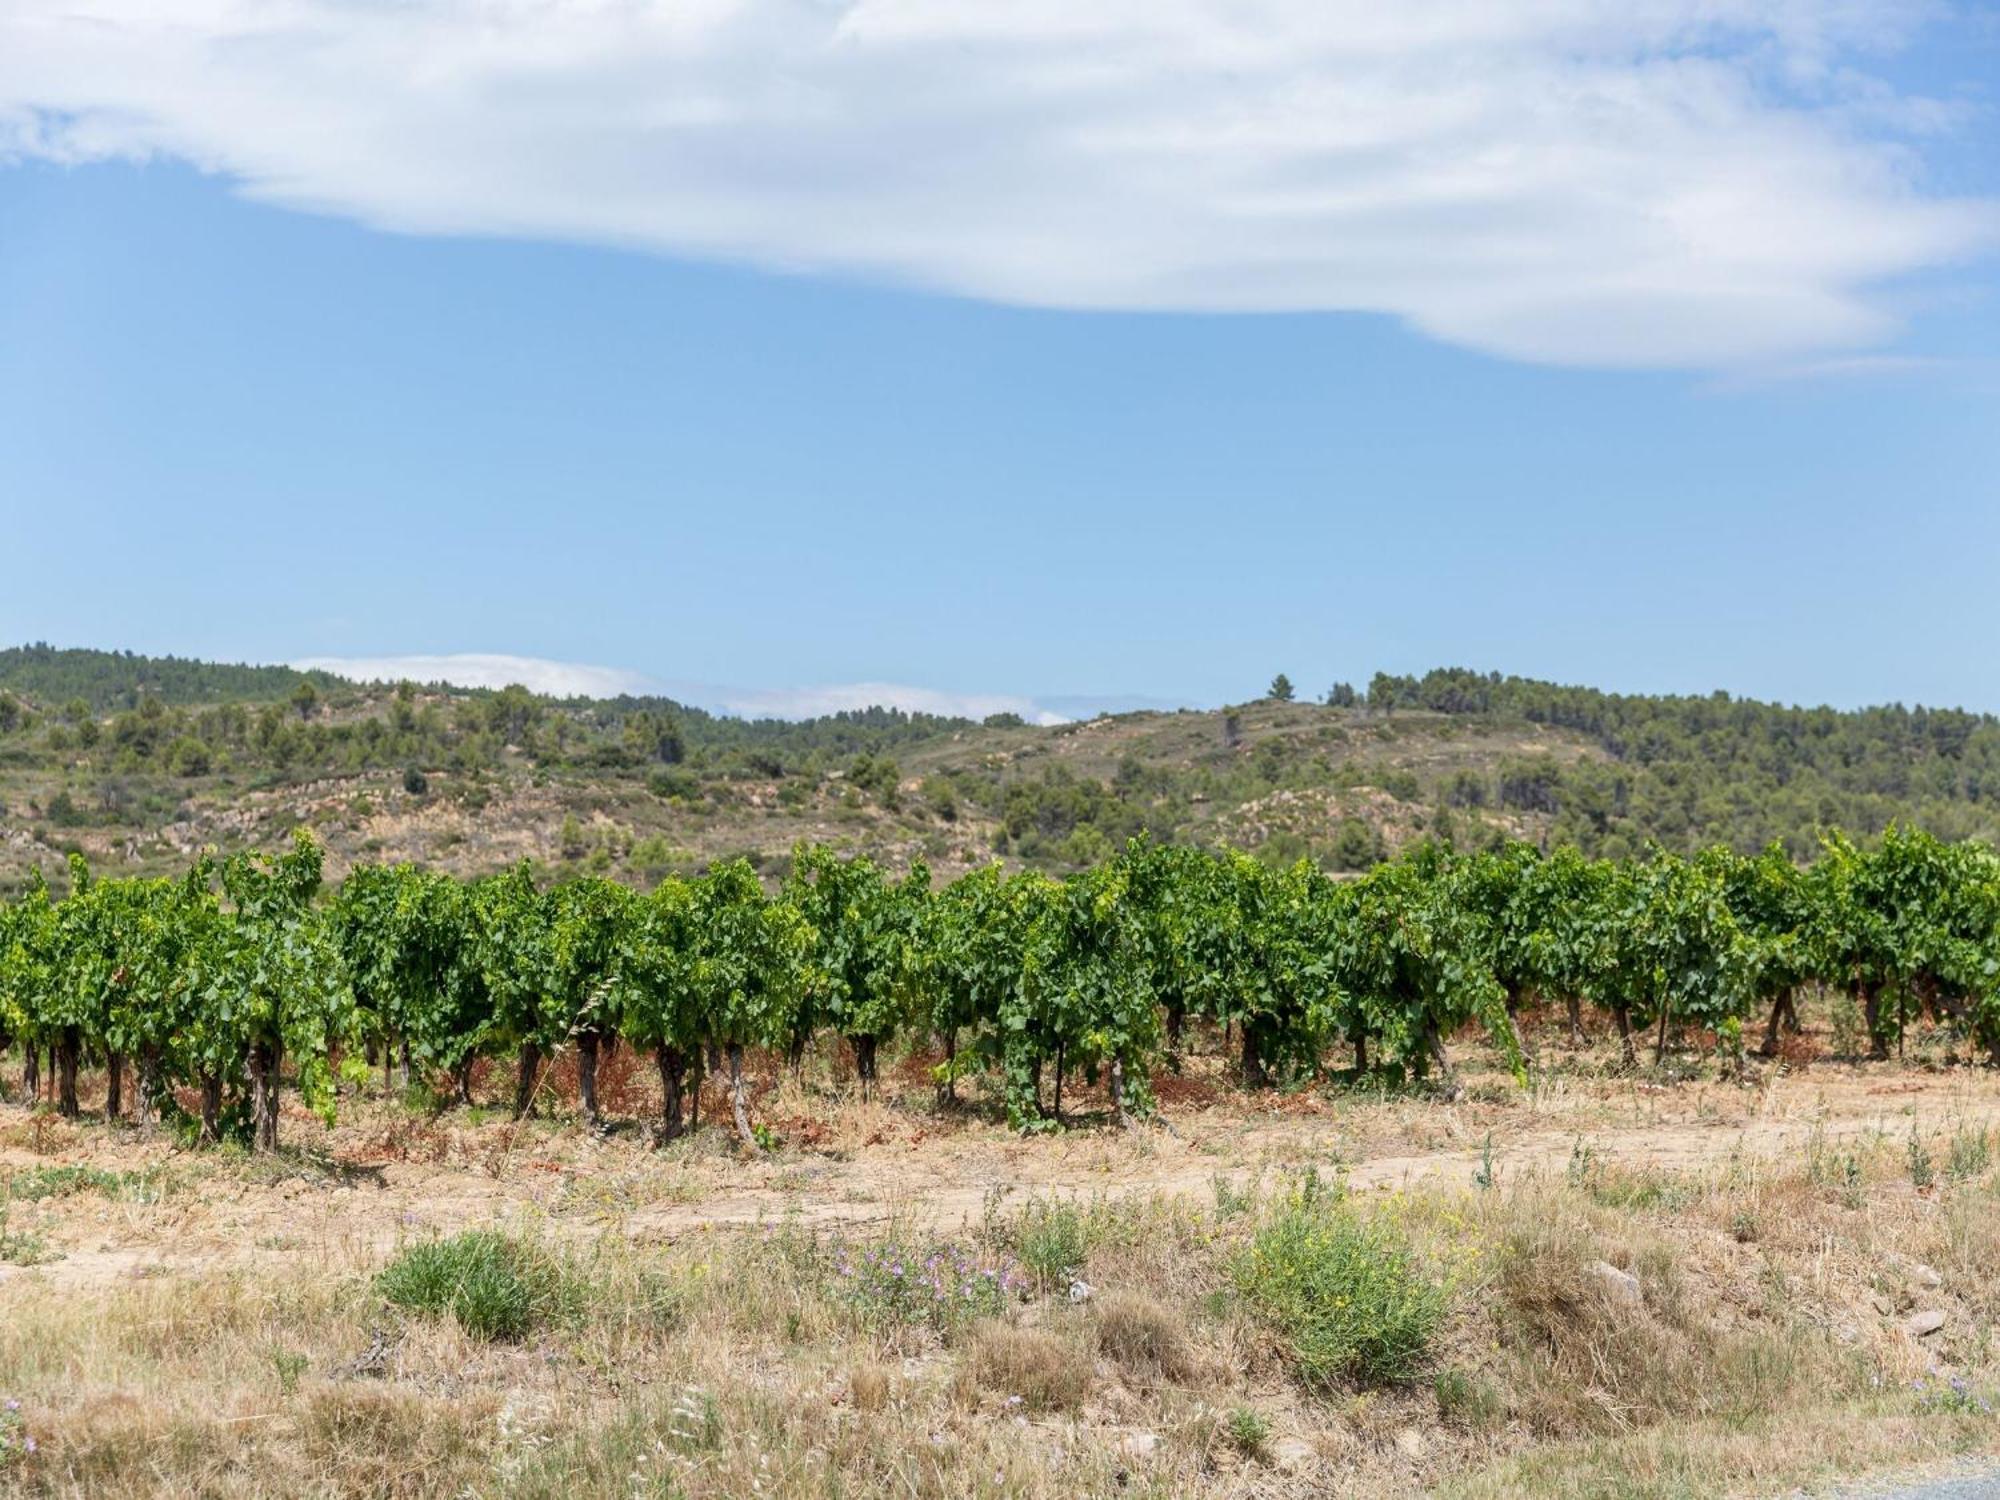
xmin=6 ymin=826 xmax=2000 ymax=1148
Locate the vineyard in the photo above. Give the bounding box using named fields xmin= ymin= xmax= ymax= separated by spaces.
xmin=6 ymin=824 xmax=1998 ymax=1153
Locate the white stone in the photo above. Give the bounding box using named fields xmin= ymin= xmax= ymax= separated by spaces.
xmin=1588 ymin=1260 xmax=1643 ymax=1307
xmin=1907 ymin=1310 xmax=1947 ymax=1338
xmin=1116 ymin=1432 xmax=1161 ymax=1461
xmin=1269 ymin=1437 xmax=1316 ymax=1471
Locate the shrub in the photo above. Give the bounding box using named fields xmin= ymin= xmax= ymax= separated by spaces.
xmin=375 ymin=1231 xmax=572 ymax=1341
xmin=165 ymin=736 xmax=212 ymax=777
xmin=1235 ymin=1186 xmax=1446 ymax=1389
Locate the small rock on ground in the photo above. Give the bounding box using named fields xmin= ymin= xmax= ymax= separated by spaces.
xmin=1588 ymin=1260 xmax=1644 ymax=1307
xmin=1268 ymin=1437 xmax=1315 ymax=1471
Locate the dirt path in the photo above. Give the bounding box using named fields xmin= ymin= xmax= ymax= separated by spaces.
xmin=624 ymin=1090 xmax=2000 ymax=1240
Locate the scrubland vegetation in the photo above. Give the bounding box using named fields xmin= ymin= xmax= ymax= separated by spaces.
xmin=9 ymin=648 xmax=2000 ymax=892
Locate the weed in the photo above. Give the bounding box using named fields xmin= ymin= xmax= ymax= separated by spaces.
xmin=1012 ymin=1198 xmax=1091 ymax=1289
xmin=272 ymin=1349 xmax=308 ymax=1396
xmin=2 ymin=1165 xmax=168 ymax=1203
xmin=832 ymin=1237 xmax=1022 ymax=1336
xmin=0 ymin=1200 xmax=53 ymax=1266
xmin=1434 ymin=1369 xmax=1505 ymax=1429
xmin=1235 ymin=1184 xmax=1446 ymax=1389
xmin=1912 ymin=1370 xmax=1993 ymax=1417
xmin=0 ymin=1399 xmax=32 ymax=1468
xmin=1225 ymin=1404 xmax=1270 ymax=1456
xmin=375 ymin=1231 xmax=576 ymax=1341
xmin=1565 ymin=1138 xmax=1595 ymax=1188
xmin=664 ymin=1384 xmax=722 ymax=1451
xmin=1948 ymin=1122 xmax=1991 ymax=1182
xmin=1212 ymin=1173 xmax=1257 ymax=1220
xmin=1908 ymin=1127 xmax=1936 ymax=1189
xmin=1840 ymin=1154 xmax=1865 ymax=1209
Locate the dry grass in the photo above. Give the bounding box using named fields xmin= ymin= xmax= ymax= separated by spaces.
xmin=1094 ymin=1289 xmax=1195 ymax=1382
xmin=5 ymin=1050 xmax=2000 ymax=1496
xmin=963 ymin=1322 xmax=1095 ymax=1413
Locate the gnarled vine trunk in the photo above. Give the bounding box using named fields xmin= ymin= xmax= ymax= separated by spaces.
xmin=55 ymin=1026 xmax=81 ymax=1119
xmin=934 ymin=1027 xmax=957 ymax=1109
xmin=106 ymin=1050 xmax=124 ymax=1121
xmin=577 ymin=1032 xmax=602 ymax=1130
xmin=1423 ymin=1020 xmax=1460 ymax=1097
xmin=656 ymin=1044 xmax=688 ymax=1141
xmin=849 ymin=1034 xmax=878 ymax=1099
xmin=512 ymin=1042 xmax=541 ymax=1119
xmin=1240 ymin=1022 xmax=1266 ymax=1088
xmin=136 ymin=1045 xmax=165 ymax=1136
xmin=198 ymin=1072 xmax=223 ymax=1145
xmin=726 ymin=1043 xmax=758 ymax=1151
xmin=1109 ymin=1055 xmax=1136 ymax=1131
xmin=1760 ymin=990 xmax=1799 ymax=1057
xmin=1859 ymin=981 xmax=1890 ymax=1060
xmin=247 ymin=1037 xmax=281 ymax=1153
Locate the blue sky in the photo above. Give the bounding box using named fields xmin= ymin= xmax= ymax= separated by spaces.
xmin=2 ymin=2 xmax=1997 ymax=719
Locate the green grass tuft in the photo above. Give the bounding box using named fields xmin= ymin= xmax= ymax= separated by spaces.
xmin=375 ymin=1231 xmax=573 ymax=1342
xmin=1234 ymin=1181 xmax=1446 ymax=1389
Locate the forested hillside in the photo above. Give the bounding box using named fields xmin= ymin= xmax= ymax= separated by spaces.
xmin=3 ymin=648 xmax=1997 ymax=892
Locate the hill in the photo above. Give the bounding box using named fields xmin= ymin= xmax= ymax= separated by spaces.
xmin=3 ymin=648 xmax=1998 ymax=891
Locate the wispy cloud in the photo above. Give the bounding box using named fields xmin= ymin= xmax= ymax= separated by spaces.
xmin=713 ymin=683 xmax=1070 ymax=726
xmin=3 ymin=1 xmax=1994 ymax=368
xmin=294 ymin=653 xmax=655 ymax=699
xmin=294 ymin=653 xmax=1074 ymax=723
xmin=1705 ymin=353 xmax=1987 ymax=391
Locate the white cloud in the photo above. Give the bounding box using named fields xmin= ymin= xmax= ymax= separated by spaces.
xmin=294 ymin=652 xmax=655 ymax=698
xmin=294 ymin=654 xmax=1072 ymax=721
xmin=716 ymin=683 xmax=1070 ymax=726
xmin=3 ymin=0 xmax=1993 ymax=367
